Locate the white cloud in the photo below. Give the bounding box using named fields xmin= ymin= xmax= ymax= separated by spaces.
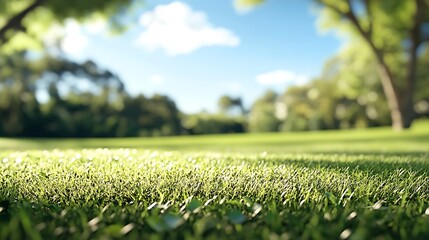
xmin=256 ymin=70 xmax=309 ymax=86
xmin=135 ymin=1 xmax=240 ymax=56
xmin=148 ymin=75 xmax=164 ymax=85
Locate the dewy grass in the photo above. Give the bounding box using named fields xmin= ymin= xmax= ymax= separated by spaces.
xmin=0 ymin=121 xmax=429 ymax=239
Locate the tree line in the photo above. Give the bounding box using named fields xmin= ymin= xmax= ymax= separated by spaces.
xmin=1 ymin=0 xmax=428 ymax=135
xmin=246 ymin=43 xmax=429 ymax=132
xmin=0 ymin=46 xmax=427 ymax=137
xmin=0 ymin=52 xmax=182 ymax=137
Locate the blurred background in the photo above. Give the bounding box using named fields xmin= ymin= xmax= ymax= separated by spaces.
xmin=0 ymin=0 xmax=428 ymax=137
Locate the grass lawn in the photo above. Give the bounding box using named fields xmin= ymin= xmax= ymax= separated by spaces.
xmin=0 ymin=121 xmax=429 ymax=239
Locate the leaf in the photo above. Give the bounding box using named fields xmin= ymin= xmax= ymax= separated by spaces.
xmin=146 ymin=216 xmax=165 ymax=232
xmin=120 ymin=223 xmax=134 ymax=235
xmin=252 ymin=203 xmax=263 ymax=217
xmin=103 ymin=224 xmax=123 ymax=237
xmin=243 ymin=197 xmax=253 ymax=207
xmin=187 ymin=199 xmax=201 ymax=212
xmin=372 ymin=200 xmax=383 ymax=210
xmin=162 ymin=214 xmax=184 ymax=230
xmin=18 ymin=210 xmax=42 ymax=240
xmin=146 ymin=214 xmax=184 ymax=232
xmin=194 ymin=216 xmax=218 ymax=235
xmin=147 ymin=202 xmax=157 ymax=211
xmin=228 ymin=209 xmax=247 ymax=224
xmin=235 ymin=0 xmax=265 ymax=8
xmin=325 ymin=192 xmax=338 ymax=205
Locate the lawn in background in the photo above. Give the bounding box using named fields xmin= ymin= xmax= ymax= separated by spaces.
xmin=0 ymin=121 xmax=428 ymax=239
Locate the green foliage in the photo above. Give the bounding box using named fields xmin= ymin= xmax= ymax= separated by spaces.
xmin=278 ymin=38 xmax=429 ymax=131
xmin=2 ymin=119 xmax=428 ymax=153
xmin=416 ymin=46 xmax=429 ymax=109
xmin=0 ymin=124 xmax=429 ymax=238
xmin=0 ymin=0 xmax=137 ymax=53
xmin=249 ymin=90 xmax=282 ymax=132
xmin=218 ymin=95 xmax=245 ymax=116
xmin=183 ymin=113 xmax=247 ymax=135
xmin=2 ymin=1 xmax=428 ymax=136
xmin=0 ymin=48 xmax=427 ymax=136
xmin=234 ymin=0 xmax=265 ymax=8
xmin=315 ymin=0 xmax=429 ymax=129
xmin=317 ymin=0 xmax=417 ymax=50
xmin=0 ymin=52 xmax=181 ymax=137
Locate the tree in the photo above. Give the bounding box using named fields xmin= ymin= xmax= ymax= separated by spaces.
xmin=241 ymin=0 xmax=429 ymax=130
xmin=415 ymin=47 xmax=429 ymax=118
xmin=0 ymin=1 xmax=194 ymax=138
xmin=248 ymin=90 xmax=281 ymax=132
xmin=218 ymin=95 xmax=246 ymax=115
xmin=182 ymin=113 xmax=246 ymax=135
xmin=0 ymin=0 xmax=137 ymax=52
xmin=319 ymin=0 xmax=429 ymax=130
xmin=316 ymin=43 xmax=392 ymax=128
xmin=0 ymin=51 xmax=126 ymax=137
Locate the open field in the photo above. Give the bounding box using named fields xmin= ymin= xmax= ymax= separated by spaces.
xmin=1 ymin=120 xmax=429 ymax=153
xmin=1 ymin=121 xmax=429 ymax=239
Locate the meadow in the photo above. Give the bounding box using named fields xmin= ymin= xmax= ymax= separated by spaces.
xmin=0 ymin=121 xmax=429 ymax=239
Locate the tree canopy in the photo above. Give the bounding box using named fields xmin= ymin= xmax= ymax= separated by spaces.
xmin=0 ymin=0 xmax=138 ymax=53
xmin=242 ymin=0 xmax=429 ymax=130
xmin=1 ymin=0 xmax=428 ymax=136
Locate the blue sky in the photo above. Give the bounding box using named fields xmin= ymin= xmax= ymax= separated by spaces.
xmin=56 ymin=0 xmax=341 ymax=113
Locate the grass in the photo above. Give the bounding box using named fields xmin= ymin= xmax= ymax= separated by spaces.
xmin=1 ymin=120 xmax=429 ymax=153
xmin=0 ymin=120 xmax=429 ymax=239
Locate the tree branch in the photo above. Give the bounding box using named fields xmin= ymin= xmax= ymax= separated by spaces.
xmin=321 ymin=0 xmax=378 ymax=54
xmin=316 ymin=0 xmax=344 ymax=16
xmin=364 ymin=0 xmax=373 ymax=36
xmin=416 ymin=1 xmax=429 ymax=48
xmin=322 ymin=0 xmax=403 ymax=116
xmin=344 ymin=1 xmax=370 ymax=42
xmin=403 ymin=0 xmax=424 ymax=109
xmin=0 ymin=0 xmax=44 ymax=45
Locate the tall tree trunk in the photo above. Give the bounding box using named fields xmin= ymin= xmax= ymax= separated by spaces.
xmin=339 ymin=2 xmax=418 ymax=131
xmin=376 ymin=62 xmax=406 ymax=131
xmin=400 ymin=0 xmax=425 ymax=129
xmin=355 ymin=29 xmax=408 ymax=131
xmin=401 ymin=40 xmax=419 ymax=129
xmin=320 ymin=0 xmax=424 ymax=130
